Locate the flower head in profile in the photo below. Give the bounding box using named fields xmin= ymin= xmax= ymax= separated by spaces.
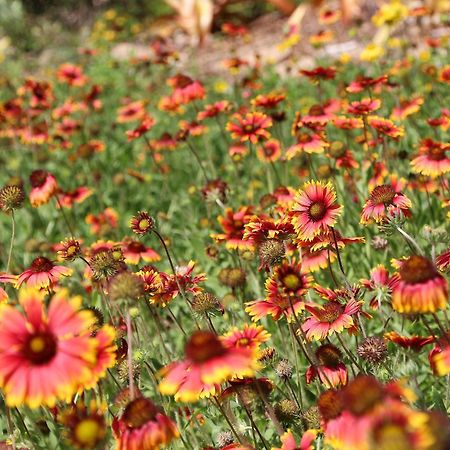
xmin=226 ymin=112 xmax=272 ymax=144
xmin=286 ymin=133 xmax=329 ymax=159
xmin=121 ymin=238 xmax=160 ymax=265
xmin=306 ymin=344 xmax=348 ymax=388
xmin=159 ymin=330 xmax=258 ymax=402
xmin=290 ymin=181 xmax=343 ymax=241
xmin=391 ymin=255 xmax=447 ymax=314
xmin=116 ymin=100 xmax=146 ymax=123
xmin=360 ymin=184 xmax=412 ymax=224
xmin=0 ymin=288 xmax=96 ymax=408
xmin=212 ymin=206 xmax=255 ymax=250
xmin=411 ymin=139 xmax=450 ymax=178
xmin=300 ymin=66 xmax=336 ymax=82
xmin=347 ymin=98 xmax=381 ymax=116
xmin=29 ymin=170 xmax=58 ymax=207
xmin=114 ymin=396 xmax=179 ymax=449
xmin=17 ymin=256 xmax=72 ymax=289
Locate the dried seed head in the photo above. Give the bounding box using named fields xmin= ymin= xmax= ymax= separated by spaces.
xmin=216 ymin=431 xmax=234 ymax=447
xmin=218 ymin=268 xmax=247 ymax=288
xmin=192 ymin=292 xmax=221 ymax=315
xmin=357 ymin=336 xmax=388 ymax=365
xmin=302 ymin=406 xmax=321 ymax=430
xmin=117 ymin=360 xmax=141 ymax=383
xmin=258 ymin=347 xmax=276 ymax=364
xmin=90 ymin=250 xmax=120 ymax=280
xmin=275 ymin=399 xmax=300 ymax=423
xmin=258 ymin=239 xmax=285 ymax=268
xmin=109 ymin=272 xmax=145 ymax=303
xmin=0 ymin=184 xmax=25 ymax=211
xmin=371 ymin=236 xmax=389 ymax=250
xmin=275 ymin=359 xmax=293 ymax=380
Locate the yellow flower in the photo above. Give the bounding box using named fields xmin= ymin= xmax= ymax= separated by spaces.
xmin=214 ymin=80 xmax=229 ymax=93
xmin=277 ymin=33 xmax=300 ymax=52
xmin=372 ymin=1 xmax=408 ymax=27
xmin=360 ymin=43 xmax=385 ymax=62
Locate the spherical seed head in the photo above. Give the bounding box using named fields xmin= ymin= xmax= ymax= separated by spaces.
xmin=302 ymin=406 xmax=321 ymax=430
xmin=275 ymin=399 xmax=300 ymax=423
xmin=258 ymin=239 xmax=285 ymax=268
xmin=130 ymin=211 xmax=154 ymax=235
xmin=109 ymin=272 xmax=145 ymax=303
xmin=117 ymin=360 xmax=141 ymax=383
xmin=275 ymin=359 xmax=293 ymax=380
xmin=90 ymin=250 xmax=120 ymax=280
xmin=218 ymin=267 xmax=246 ymax=288
xmin=0 ymin=184 xmax=25 ymax=211
xmin=216 ymin=431 xmax=234 ymax=447
xmin=357 ymin=336 xmax=387 ymax=365
xmin=192 ymin=292 xmax=221 ymax=315
xmin=371 ymin=236 xmax=389 ymax=250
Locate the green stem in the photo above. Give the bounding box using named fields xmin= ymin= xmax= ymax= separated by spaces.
xmin=6 ymin=210 xmax=15 ymax=273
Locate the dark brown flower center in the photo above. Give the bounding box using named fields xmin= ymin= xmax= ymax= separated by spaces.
xmin=318 ymin=389 xmax=343 ymax=421
xmin=308 ymin=201 xmax=327 ymax=221
xmin=23 ymin=332 xmax=57 ymax=365
xmin=122 ymin=398 xmax=158 ymax=429
xmin=315 ymin=302 xmax=343 ymax=323
xmin=342 ymin=375 xmax=384 ymax=416
xmin=299 ymin=133 xmax=312 ymax=143
xmin=128 ymin=241 xmax=146 ymax=253
xmin=30 ymin=256 xmax=54 ymax=273
xmin=429 ymin=146 xmax=445 ymax=161
xmin=400 ymin=255 xmax=437 ymax=284
xmin=370 ymin=185 xmax=396 ymax=205
xmin=30 ymin=170 xmax=48 ymax=188
xmin=316 ymin=344 xmax=342 ymax=368
xmin=309 ymin=105 xmax=324 ymax=116
xmin=185 ymin=331 xmax=226 ymax=363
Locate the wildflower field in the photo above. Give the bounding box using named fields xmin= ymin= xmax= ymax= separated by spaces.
xmin=0 ymin=0 xmax=449 ymax=449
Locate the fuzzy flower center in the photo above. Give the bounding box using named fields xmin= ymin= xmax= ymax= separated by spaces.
xmin=309 ymin=105 xmax=324 ymax=116
xmin=128 ymin=241 xmax=146 ymax=253
xmin=370 ymin=185 xmax=396 ymax=205
xmin=74 ymin=418 xmax=103 ymax=446
xmin=400 ymin=255 xmax=437 ymax=284
xmin=428 ymin=146 xmax=445 ymax=161
xmin=299 ymin=133 xmax=312 ymax=143
xmin=123 ymin=398 xmax=158 ymax=429
xmin=372 ymin=423 xmax=411 ymax=450
xmin=315 ymin=302 xmax=343 ymax=323
xmin=30 ymin=170 xmax=48 ymax=188
xmin=23 ymin=332 xmax=57 ymax=365
xmin=316 ymin=344 xmax=342 ymax=368
xmin=282 ymin=273 xmax=301 ymax=290
xmin=309 ymin=201 xmax=327 ymax=221
xmin=30 ymin=256 xmax=54 ymax=273
xmin=185 ymin=331 xmax=226 ymax=363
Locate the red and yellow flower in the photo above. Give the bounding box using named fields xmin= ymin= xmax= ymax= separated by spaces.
xmin=0 ymin=288 xmax=96 ymax=408
xmin=302 ymin=298 xmax=362 ymax=341
xmin=17 ymin=256 xmax=72 ymax=289
xmin=272 ymin=429 xmax=317 ymax=450
xmin=115 ymin=396 xmax=179 ymax=449
xmin=121 ymin=238 xmax=160 ymax=265
xmin=290 ymin=181 xmax=343 ymax=241
xmin=360 ymin=184 xmax=412 ymax=224
xmin=226 ymin=112 xmax=272 ymax=144
xmin=29 ymin=169 xmax=58 ymax=207
xmin=159 ymin=330 xmax=259 ymax=402
xmin=391 ymin=255 xmax=448 ymax=314
xmin=411 ymin=139 xmax=450 ymax=178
